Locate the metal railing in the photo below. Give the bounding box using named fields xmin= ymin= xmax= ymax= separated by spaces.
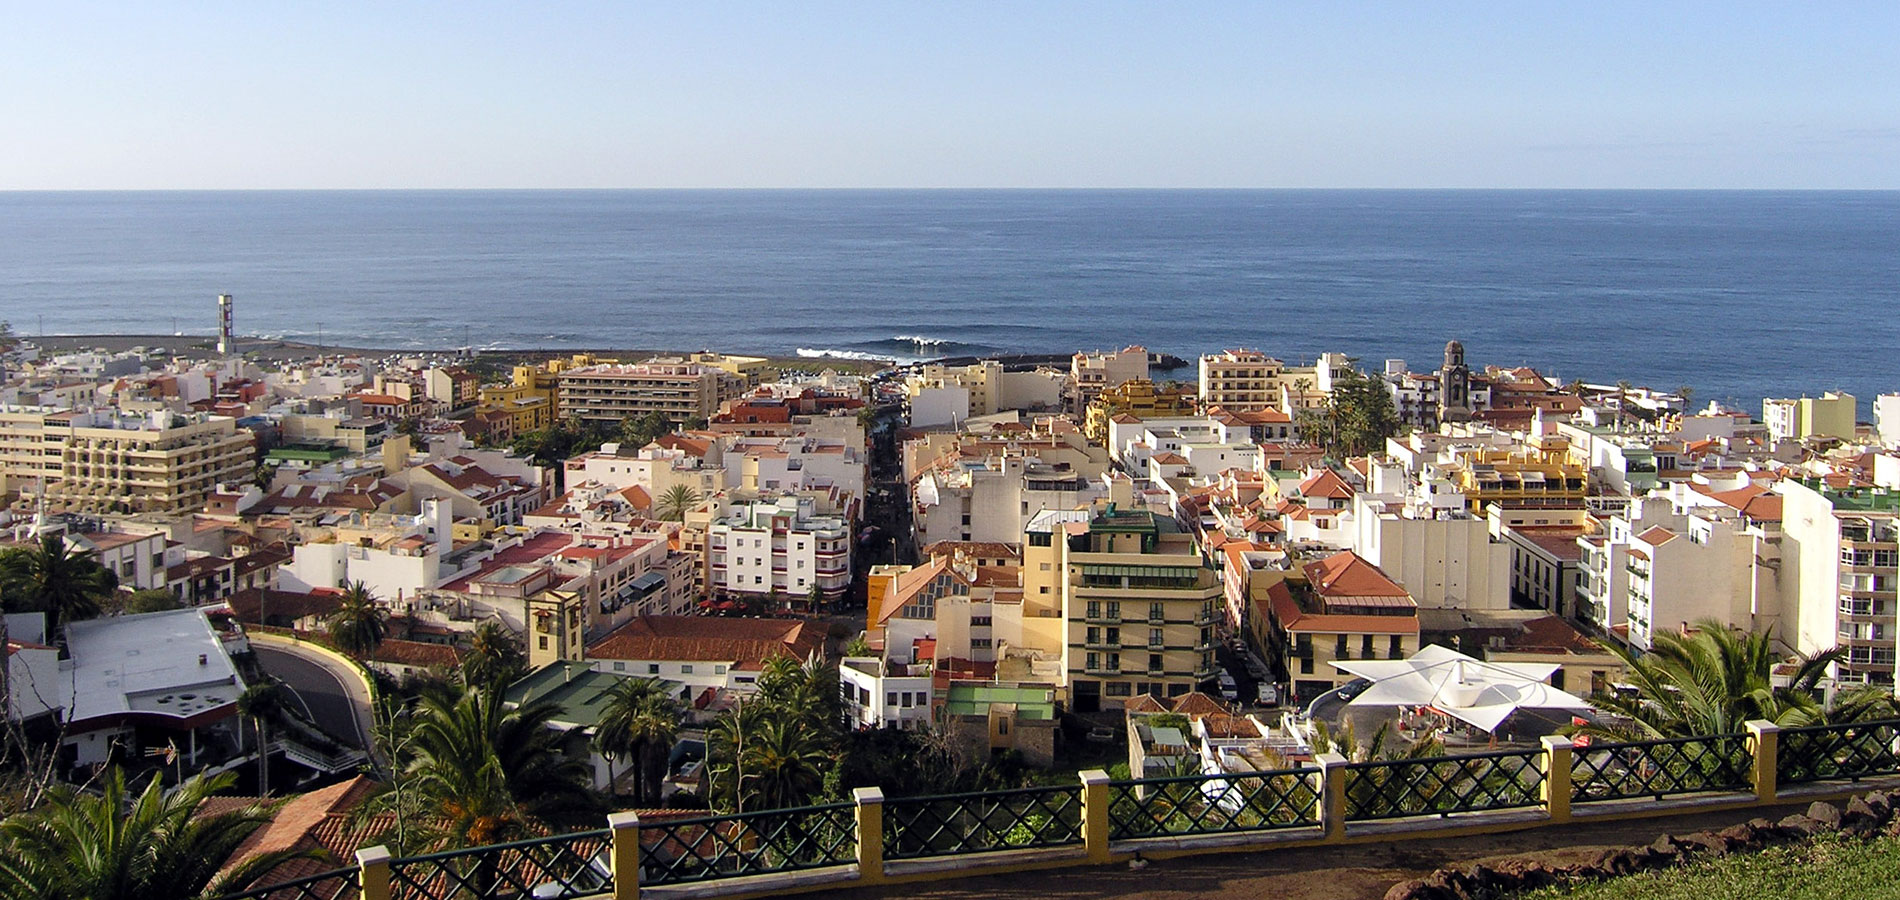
xmin=386 ymin=829 xmax=611 ymax=900
xmin=220 ymin=867 xmax=362 ymax=900
xmin=1342 ymin=748 xmax=1545 ymax=821
xmin=222 ymin=717 xmax=1900 ymax=900
xmin=1571 ymin=734 xmax=1752 ymax=802
xmin=1778 ymin=718 xmax=1900 ymax=785
xmin=1107 ymin=767 xmax=1320 ymax=838
xmin=883 ymin=784 xmax=1084 ymax=860
xmin=639 ymin=802 xmax=856 ymax=886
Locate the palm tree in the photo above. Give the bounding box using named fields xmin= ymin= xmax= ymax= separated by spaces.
xmin=326 ymin=580 xmax=387 ymax=660
xmin=236 ymin=682 xmax=287 ymax=796
xmin=391 ymin=686 xmax=600 ymax=852
xmin=655 ymin=484 xmax=701 ymax=522
xmin=461 ymin=621 xmax=526 ymax=689
xmin=0 ymin=534 xmax=119 ymax=630
xmin=736 ymin=716 xmax=832 ymax=811
xmin=0 ymin=768 xmax=312 ymax=900
xmin=1572 ymin=620 xmax=1895 ymax=742
xmin=592 ymin=677 xmax=682 ymax=804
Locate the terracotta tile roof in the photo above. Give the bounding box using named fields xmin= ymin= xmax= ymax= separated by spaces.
xmin=1170 ymin=692 xmax=1229 ymax=716
xmin=228 ymin=587 xmax=343 ymax=624
xmin=1498 ymin=615 xmax=1602 ymax=655
xmin=1123 ymin=694 xmax=1168 ymax=713
xmin=368 ymin=638 xmax=463 ymax=668
xmin=1303 ymin=551 xmax=1409 ymax=598
xmin=1296 ymin=468 xmax=1355 ymax=501
xmin=1268 ymin=580 xmax=1419 ymax=636
xmin=586 ymin=615 xmax=822 ymax=670
xmin=1635 ymin=525 xmax=1679 ymax=546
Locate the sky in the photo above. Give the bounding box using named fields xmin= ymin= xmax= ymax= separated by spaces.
xmin=3 ymin=2 xmax=1897 ymax=190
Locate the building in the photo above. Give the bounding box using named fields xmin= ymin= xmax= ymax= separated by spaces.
xmin=557 ymin=362 xmax=745 ymax=426
xmin=705 ymin=495 xmax=852 ymax=604
xmin=1763 ymin=392 xmax=1857 ymax=444
xmin=1780 ymin=479 xmax=1900 ymax=685
xmin=1083 ymin=379 xmax=1198 ymax=447
xmin=423 ymin=366 xmax=481 ymax=412
xmin=1070 ymin=346 xmax=1150 ymax=415
xmin=911 ymin=453 xmax=1105 ymax=548
xmin=57 ymin=607 xmax=250 ymax=770
xmin=839 ymin=656 xmax=935 ymax=731
xmin=1023 ymin=505 xmax=1223 ymax=711
xmin=1198 ymin=349 xmax=1283 ymax=414
xmin=1262 ymin=551 xmax=1420 ymax=703
xmin=585 ymin=615 xmax=825 ymax=697
xmin=1501 ymin=523 xmax=1588 ymax=620
xmin=8 ymin=409 xmax=253 ymax=515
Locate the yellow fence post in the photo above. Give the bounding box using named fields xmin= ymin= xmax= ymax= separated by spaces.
xmin=1315 ymin=752 xmax=1349 ymax=841
xmin=1540 ymin=735 xmax=1573 ymax=824
xmin=607 ymin=810 xmax=641 ymax=900
xmin=1080 ymin=768 xmax=1113 ymax=864
xmin=355 ymin=846 xmax=393 ymax=900
xmin=853 ymin=786 xmax=887 ymax=885
xmin=1746 ymin=719 xmax=1780 ymax=803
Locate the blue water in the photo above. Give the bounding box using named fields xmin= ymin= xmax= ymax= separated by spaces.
xmin=1 ymin=190 xmax=1896 ymax=409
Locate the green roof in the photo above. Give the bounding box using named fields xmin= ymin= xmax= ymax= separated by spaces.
xmin=942 ymin=683 xmax=1057 ymax=720
xmin=503 ymin=661 xmax=685 ymax=730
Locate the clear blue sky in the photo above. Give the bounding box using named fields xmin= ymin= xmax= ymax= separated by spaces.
xmin=4 ymin=2 xmax=1896 ymax=189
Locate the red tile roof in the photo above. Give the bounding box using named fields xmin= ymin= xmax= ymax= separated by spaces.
xmin=586 ymin=615 xmax=823 ymax=671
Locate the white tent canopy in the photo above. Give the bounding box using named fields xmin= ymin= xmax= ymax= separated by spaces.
xmin=1332 ymin=643 xmax=1593 ymax=733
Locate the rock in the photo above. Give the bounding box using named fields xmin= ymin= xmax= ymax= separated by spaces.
xmin=1807 ymin=801 xmax=1843 ymax=829
xmin=1859 ymin=791 xmax=1893 ymax=820
xmin=1845 ymin=796 xmax=1880 ymax=826
xmin=1382 ymin=879 xmax=1434 ymax=900
xmin=1494 ymin=857 xmax=1557 ymax=890
xmin=1717 ymin=822 xmax=1763 ymax=849
xmin=1676 ymin=832 xmax=1731 ymax=856
xmin=1779 ymin=814 xmax=1829 ymax=837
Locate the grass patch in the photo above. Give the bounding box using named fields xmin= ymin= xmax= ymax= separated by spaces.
xmin=1517 ymin=833 xmax=1900 ymax=899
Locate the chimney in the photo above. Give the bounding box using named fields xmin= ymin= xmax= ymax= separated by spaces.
xmin=198 ymin=654 xmax=208 ymax=666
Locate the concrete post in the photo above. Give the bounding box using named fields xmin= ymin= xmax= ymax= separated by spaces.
xmin=853 ymin=786 xmax=887 ymax=885
xmin=1540 ymin=735 xmax=1573 ymax=824
xmin=1746 ymin=720 xmax=1780 ymax=803
xmin=355 ymin=846 xmax=393 ymax=900
xmin=607 ymin=810 xmax=641 ymax=900
xmin=1079 ymin=768 xmax=1113 ymax=864
xmin=1315 ymin=752 xmax=1349 ymax=841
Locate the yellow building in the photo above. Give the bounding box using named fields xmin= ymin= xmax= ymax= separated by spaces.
xmin=683 ymin=351 xmax=773 ymax=386
xmin=1083 ymin=379 xmax=1199 ymax=446
xmin=1762 ymin=391 xmax=1856 ymax=443
xmin=1261 ymin=551 xmax=1419 ymax=702
xmin=1441 ymin=436 xmax=1587 ymax=513
xmin=1023 ymin=505 xmax=1221 ymax=711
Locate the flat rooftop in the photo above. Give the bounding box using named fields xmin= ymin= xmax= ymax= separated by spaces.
xmin=62 ymin=607 xmax=243 ymax=726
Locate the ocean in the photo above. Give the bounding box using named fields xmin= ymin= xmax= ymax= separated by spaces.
xmin=0 ymin=190 xmax=1895 ymax=410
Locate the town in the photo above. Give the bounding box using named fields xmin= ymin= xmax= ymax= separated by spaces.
xmin=3 ymin=308 xmax=1900 ymax=900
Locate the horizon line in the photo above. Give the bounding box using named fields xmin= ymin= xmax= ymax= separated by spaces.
xmin=3 ymin=186 xmax=1899 ymax=194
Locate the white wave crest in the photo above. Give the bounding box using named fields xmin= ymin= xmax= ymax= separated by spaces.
xmin=890 ymin=334 xmax=952 ymax=347
xmin=796 ymin=347 xmax=905 ymax=362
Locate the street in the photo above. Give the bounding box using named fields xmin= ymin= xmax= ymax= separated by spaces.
xmin=253 ymin=644 xmax=372 ymax=750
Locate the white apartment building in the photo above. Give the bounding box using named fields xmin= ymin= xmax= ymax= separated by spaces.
xmin=706 ymin=495 xmax=852 ymax=602
xmin=279 ymin=499 xmax=454 ymax=598
xmin=557 ymin=362 xmax=746 ymax=426
xmin=1781 ymin=479 xmax=1900 ymax=685
xmin=840 ymin=656 xmax=936 ymax=730
xmin=912 ymin=453 xmax=1106 ymax=548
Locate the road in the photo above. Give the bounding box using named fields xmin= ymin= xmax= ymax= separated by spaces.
xmin=253 ymin=643 xmax=373 ymax=751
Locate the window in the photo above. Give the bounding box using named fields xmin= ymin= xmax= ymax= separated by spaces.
xmin=1149 ymin=602 xmax=1165 ymax=622
xmin=648 ymin=664 xmax=660 ymax=674
xmin=1389 ymin=636 xmax=1403 ymax=658
xmin=1085 ymin=626 xmax=1100 ymax=645
xmin=1086 ymin=600 xmax=1101 ymax=619
xmin=613 ymin=662 xmax=626 ymax=671
xmin=971 ymin=616 xmax=992 ymax=627
xmin=1300 ymin=657 xmax=1313 ymax=674
xmin=887 ymin=692 xmax=898 ymax=706
xmin=714 ymin=664 xmax=727 ymax=675
xmin=1148 ymin=652 xmax=1163 ymax=672
xmin=1362 ymin=635 xmax=1374 ymax=657
xmin=1086 ymin=652 xmax=1100 ymax=671
xmin=1104 ymin=682 xmax=1131 ymax=697
xmin=682 ymin=664 xmax=694 ymax=674
xmin=538 ymin=636 xmax=548 ymax=650
xmin=1106 ymin=601 xmax=1120 ymax=620
xmin=1149 ymin=627 xmax=1164 ymax=648
xmin=971 ymin=638 xmax=992 ymax=649
xmin=1335 ymin=635 xmax=1348 ymax=657
xmin=1106 ymin=627 xmax=1120 ymax=644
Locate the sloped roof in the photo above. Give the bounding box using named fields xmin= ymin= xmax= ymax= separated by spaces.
xmin=1303 ymin=551 xmax=1410 ymax=599
xmin=586 ymin=615 xmax=822 ymax=671
xmin=1296 ymin=468 xmax=1355 ymax=501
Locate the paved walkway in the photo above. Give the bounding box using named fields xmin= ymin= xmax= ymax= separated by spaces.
xmin=829 ymin=801 xmax=1816 ymax=900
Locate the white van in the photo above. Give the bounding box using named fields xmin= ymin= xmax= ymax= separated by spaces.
xmin=1217 ymin=672 xmax=1239 ymax=700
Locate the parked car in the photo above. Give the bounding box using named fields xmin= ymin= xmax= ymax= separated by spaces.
xmin=1086 ymin=726 xmax=1118 ymax=744
xmin=1336 ymin=678 xmax=1374 ymax=701
xmin=1256 ymin=683 xmax=1280 ymax=707
xmin=1217 ymin=671 xmax=1239 ymax=701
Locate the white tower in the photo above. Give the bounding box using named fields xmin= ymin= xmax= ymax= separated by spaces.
xmin=217 ymin=294 xmax=234 ymax=356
